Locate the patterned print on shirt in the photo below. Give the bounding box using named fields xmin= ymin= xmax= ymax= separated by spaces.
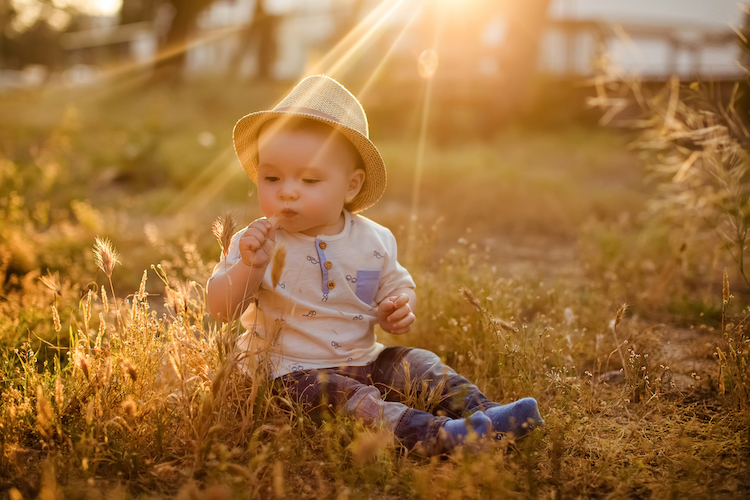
xmin=302 ymin=310 xmax=317 ymax=317
xmin=331 ymin=341 xmax=340 ymax=349
xmin=353 ymin=315 xmax=364 ymax=321
xmin=373 ymin=250 xmax=384 ymax=259
xmin=306 ymin=255 xmax=320 ymax=265
xmin=346 ymin=275 xmax=357 ymax=283
xmin=322 ymin=292 xmax=329 ymax=302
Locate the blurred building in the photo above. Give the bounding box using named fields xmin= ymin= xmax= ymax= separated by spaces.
xmin=24 ymin=0 xmax=748 ymax=85
xmin=543 ymin=0 xmax=745 ymax=79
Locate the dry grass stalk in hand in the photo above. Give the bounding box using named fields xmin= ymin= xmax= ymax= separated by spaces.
xmin=212 ymin=212 xmax=237 ymax=260
xmin=93 ymin=237 xmax=121 ymax=278
xmin=271 ymin=244 xmax=286 ymax=289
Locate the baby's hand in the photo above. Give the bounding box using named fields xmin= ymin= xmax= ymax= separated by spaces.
xmin=239 ymin=219 xmax=276 ymax=269
xmin=377 ymin=293 xmax=415 ymax=335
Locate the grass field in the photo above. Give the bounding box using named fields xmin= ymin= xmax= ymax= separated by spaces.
xmin=0 ymin=79 xmax=748 ymax=499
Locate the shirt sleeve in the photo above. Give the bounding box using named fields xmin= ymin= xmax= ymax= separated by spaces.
xmin=206 ymin=226 xmax=247 ymax=287
xmin=374 ymin=229 xmax=416 ymax=304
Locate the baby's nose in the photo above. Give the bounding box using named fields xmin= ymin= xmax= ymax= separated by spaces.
xmin=279 ymin=182 xmax=298 ymax=200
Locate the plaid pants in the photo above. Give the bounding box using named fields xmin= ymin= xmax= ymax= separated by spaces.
xmin=277 ymin=346 xmax=498 ymax=451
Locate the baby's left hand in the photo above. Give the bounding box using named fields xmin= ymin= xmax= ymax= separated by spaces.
xmin=377 ymin=293 xmax=415 ymax=335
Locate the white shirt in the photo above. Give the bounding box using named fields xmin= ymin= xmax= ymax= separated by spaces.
xmin=208 ymin=210 xmax=415 ymax=378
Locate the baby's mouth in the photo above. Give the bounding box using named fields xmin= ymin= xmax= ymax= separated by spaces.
xmin=279 ymin=208 xmax=297 ymax=218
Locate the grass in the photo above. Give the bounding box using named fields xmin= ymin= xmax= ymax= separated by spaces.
xmin=1 ymin=79 xmax=749 ymax=498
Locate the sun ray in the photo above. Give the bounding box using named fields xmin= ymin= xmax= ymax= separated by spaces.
xmin=354 ymin=2 xmax=425 ymax=100
xmin=161 ymin=146 xmax=246 ymax=216
xmin=406 ymin=1 xmax=446 ymax=262
xmin=308 ymin=0 xmax=415 ymax=79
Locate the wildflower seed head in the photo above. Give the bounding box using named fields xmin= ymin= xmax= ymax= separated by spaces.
xmin=76 ymin=352 xmax=90 ymax=381
xmin=54 ymin=375 xmax=63 ymax=411
xmin=93 ymin=237 xmax=121 ymax=278
xmin=138 ymin=270 xmax=148 ymax=301
xmin=40 ymin=270 xmax=62 ymax=296
xmin=212 ymin=212 xmax=237 ymax=260
xmin=84 ymin=290 xmax=92 ymax=324
xmin=121 ymin=396 xmax=137 ymax=417
xmin=615 ymin=303 xmax=627 ymax=327
xmin=271 ymin=244 xmax=286 ymax=289
xmin=723 ymin=267 xmax=730 ymax=305
xmin=51 ymin=305 xmax=61 ymax=333
xmin=123 ymin=358 xmax=137 ymax=382
xmin=35 ymin=385 xmax=53 ymax=431
xmin=461 ymin=287 xmax=482 ymax=311
xmin=101 ymin=285 xmax=108 ymax=313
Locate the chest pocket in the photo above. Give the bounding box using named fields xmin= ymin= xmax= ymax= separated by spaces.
xmin=355 ymin=269 xmax=381 ymax=305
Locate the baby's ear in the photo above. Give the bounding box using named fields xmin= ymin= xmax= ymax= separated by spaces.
xmin=346 ymin=168 xmax=366 ymax=203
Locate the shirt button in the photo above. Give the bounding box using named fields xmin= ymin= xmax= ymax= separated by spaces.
xmin=319 ymin=241 xmax=327 ymax=250
xmin=324 ymin=261 xmax=333 ymax=270
xmin=327 ymin=280 xmax=335 ymax=289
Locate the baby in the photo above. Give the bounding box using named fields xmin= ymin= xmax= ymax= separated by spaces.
xmin=207 ymin=75 xmax=543 ymax=454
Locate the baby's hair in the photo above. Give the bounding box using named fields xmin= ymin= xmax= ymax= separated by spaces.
xmin=258 ymin=116 xmax=365 ymax=172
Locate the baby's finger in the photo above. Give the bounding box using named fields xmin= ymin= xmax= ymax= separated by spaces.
xmin=387 ymin=305 xmax=412 ymax=323
xmin=240 ymin=234 xmax=262 ymax=252
xmin=390 ymin=312 xmax=415 ymax=330
xmin=250 ymin=219 xmax=272 ymax=237
xmin=392 ymin=293 xmax=410 ymax=309
xmin=391 ymin=327 xmax=411 ymax=335
xmin=379 ymin=298 xmax=395 ymax=313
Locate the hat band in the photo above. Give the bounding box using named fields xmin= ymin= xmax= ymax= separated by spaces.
xmin=273 ymin=106 xmax=339 ymax=124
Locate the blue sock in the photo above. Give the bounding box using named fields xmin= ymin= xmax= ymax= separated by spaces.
xmin=442 ymin=411 xmax=492 ymax=445
xmin=484 ymin=397 xmax=544 ymax=437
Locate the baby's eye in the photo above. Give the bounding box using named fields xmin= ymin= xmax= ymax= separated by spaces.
xmin=302 ymin=179 xmax=320 ymax=184
xmin=264 ymin=176 xmax=279 ymax=182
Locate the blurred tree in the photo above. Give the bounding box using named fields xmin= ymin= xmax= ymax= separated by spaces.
xmin=119 ymin=0 xmax=161 ymax=25
xmin=0 ymin=0 xmax=69 ymax=71
xmin=227 ymin=0 xmax=279 ymax=80
xmin=497 ymin=0 xmax=552 ymax=119
xmin=150 ymin=0 xmax=216 ymax=82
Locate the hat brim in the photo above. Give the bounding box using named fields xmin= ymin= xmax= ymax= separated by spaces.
xmin=233 ymin=110 xmax=386 ymax=214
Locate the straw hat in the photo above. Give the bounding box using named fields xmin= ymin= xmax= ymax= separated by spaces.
xmin=233 ymin=75 xmax=386 ymax=214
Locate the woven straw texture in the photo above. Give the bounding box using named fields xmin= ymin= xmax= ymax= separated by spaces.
xmin=233 ymin=75 xmax=386 ymax=214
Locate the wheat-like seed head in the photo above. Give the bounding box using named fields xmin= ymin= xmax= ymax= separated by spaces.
xmin=54 ymin=375 xmax=63 ymax=412
xmin=461 ymin=287 xmax=482 ymax=311
xmin=271 ymin=244 xmax=286 ymax=289
xmin=75 ymin=351 xmax=90 ymax=381
xmin=722 ymin=267 xmax=730 ymax=305
xmin=212 ymin=212 xmax=237 ymax=259
xmin=51 ymin=305 xmax=61 ymax=333
xmin=35 ymin=385 xmax=53 ymax=435
xmin=93 ymin=237 xmax=121 ymax=278
xmin=615 ymin=303 xmax=627 ymax=327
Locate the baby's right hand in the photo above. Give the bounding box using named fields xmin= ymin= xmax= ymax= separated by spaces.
xmin=239 ymin=219 xmax=276 ymax=269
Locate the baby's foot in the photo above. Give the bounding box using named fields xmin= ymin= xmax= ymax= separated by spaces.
xmin=484 ymin=397 xmax=544 ymax=437
xmin=439 ymin=411 xmax=492 ymax=451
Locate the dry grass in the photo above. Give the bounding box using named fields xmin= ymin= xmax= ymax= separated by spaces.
xmin=1 ymin=81 xmax=749 ymax=498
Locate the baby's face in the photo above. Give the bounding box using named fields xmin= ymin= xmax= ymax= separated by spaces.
xmin=256 ymin=123 xmax=364 ymax=236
